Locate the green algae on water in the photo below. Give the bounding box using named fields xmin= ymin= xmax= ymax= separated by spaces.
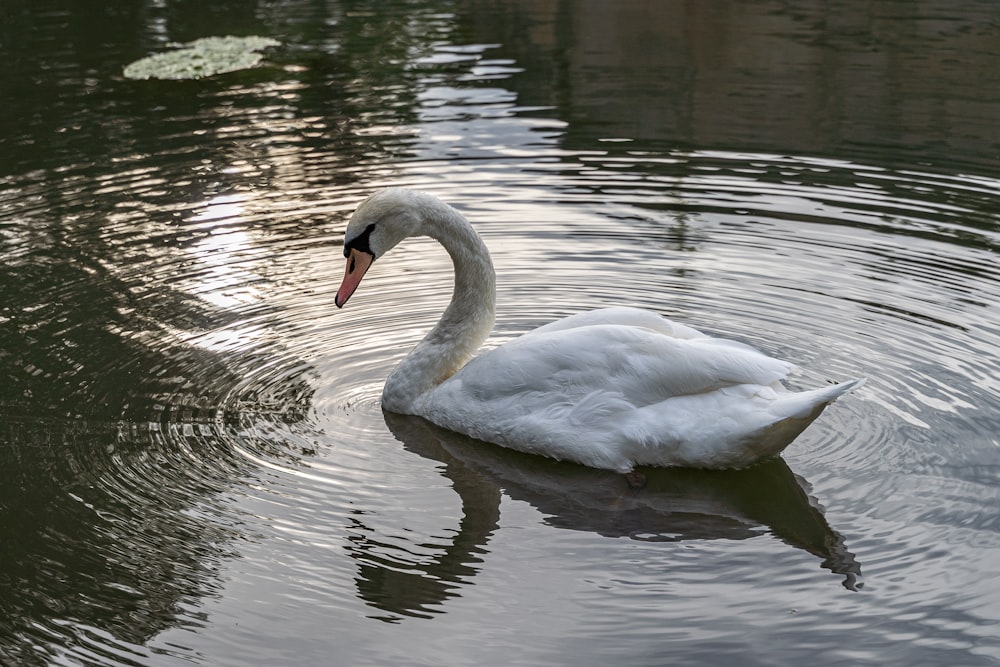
xmin=123 ymin=36 xmax=280 ymax=80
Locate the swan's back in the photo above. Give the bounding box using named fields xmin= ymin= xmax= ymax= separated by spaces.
xmin=418 ymin=307 xmax=862 ymax=471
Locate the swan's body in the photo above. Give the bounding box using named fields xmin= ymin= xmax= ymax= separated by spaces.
xmin=336 ymin=188 xmax=864 ymax=472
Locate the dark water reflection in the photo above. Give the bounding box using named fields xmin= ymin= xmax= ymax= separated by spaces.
xmin=477 ymin=0 xmax=1000 ymax=169
xmin=1 ymin=419 xmax=241 ymax=665
xmin=1 ymin=0 xmax=999 ymax=665
xmin=377 ymin=410 xmax=862 ymax=614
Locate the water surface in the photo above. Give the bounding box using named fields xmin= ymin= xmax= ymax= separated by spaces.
xmin=1 ymin=1 xmax=999 ymax=665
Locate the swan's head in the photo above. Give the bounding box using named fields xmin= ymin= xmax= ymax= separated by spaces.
xmin=335 ymin=188 xmax=424 ymax=308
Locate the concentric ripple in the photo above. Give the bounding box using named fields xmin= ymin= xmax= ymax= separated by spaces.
xmin=7 ymin=109 xmax=1000 ymax=666
xmin=2 ymin=1 xmax=1000 ymax=664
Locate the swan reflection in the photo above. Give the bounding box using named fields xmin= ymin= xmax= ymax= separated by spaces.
xmin=347 ymin=411 xmax=862 ymax=620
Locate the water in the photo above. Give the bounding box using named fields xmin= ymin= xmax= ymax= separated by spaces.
xmin=1 ymin=1 xmax=999 ymax=665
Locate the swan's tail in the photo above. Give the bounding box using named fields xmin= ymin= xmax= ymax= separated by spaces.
xmin=741 ymin=377 xmax=866 ymax=464
xmin=778 ymin=377 xmax=866 ymax=420
xmin=806 ymin=376 xmax=865 ymax=407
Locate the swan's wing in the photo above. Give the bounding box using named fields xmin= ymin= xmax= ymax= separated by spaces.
xmin=437 ymin=321 xmax=792 ymax=409
xmin=527 ymin=306 xmax=707 ymax=340
xmin=419 ymin=320 xmax=808 ymax=472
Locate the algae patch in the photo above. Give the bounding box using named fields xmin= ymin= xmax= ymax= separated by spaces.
xmin=123 ymin=36 xmax=280 ymax=80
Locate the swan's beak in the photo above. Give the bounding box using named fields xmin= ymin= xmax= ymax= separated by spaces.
xmin=335 ymin=248 xmax=375 ymax=308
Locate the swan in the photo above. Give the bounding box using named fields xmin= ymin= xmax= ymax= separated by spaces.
xmin=335 ymin=188 xmax=865 ymax=473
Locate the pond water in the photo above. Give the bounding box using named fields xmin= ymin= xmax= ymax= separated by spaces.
xmin=2 ymin=1 xmax=999 ymax=665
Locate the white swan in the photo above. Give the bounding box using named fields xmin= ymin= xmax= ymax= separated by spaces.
xmin=335 ymin=188 xmax=865 ymax=472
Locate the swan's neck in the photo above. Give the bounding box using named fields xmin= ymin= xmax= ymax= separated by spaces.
xmin=382 ymin=198 xmax=496 ymax=413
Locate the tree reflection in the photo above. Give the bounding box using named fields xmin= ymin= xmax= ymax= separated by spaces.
xmin=458 ymin=0 xmax=1000 ymax=171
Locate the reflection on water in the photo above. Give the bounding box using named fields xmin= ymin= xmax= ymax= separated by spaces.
xmin=1 ymin=0 xmax=999 ymax=665
xmin=372 ymin=411 xmax=862 ymax=618
xmin=0 ymin=418 xmax=245 ymax=665
xmin=477 ymin=0 xmax=1000 ymax=170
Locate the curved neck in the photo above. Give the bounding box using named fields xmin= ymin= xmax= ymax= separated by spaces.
xmin=382 ymin=197 xmax=496 ymax=413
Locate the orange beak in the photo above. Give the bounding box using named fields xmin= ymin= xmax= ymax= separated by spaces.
xmin=335 ymin=248 xmax=375 ymax=308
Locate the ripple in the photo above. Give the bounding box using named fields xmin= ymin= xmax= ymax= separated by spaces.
xmin=3 ymin=2 xmax=1000 ymax=663
xmin=267 ymin=154 xmax=1000 ymax=494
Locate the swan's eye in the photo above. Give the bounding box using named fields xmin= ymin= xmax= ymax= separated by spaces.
xmin=344 ymin=223 xmax=377 ymax=258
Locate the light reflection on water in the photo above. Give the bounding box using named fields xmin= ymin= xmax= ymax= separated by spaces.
xmin=1 ymin=1 xmax=999 ymax=665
